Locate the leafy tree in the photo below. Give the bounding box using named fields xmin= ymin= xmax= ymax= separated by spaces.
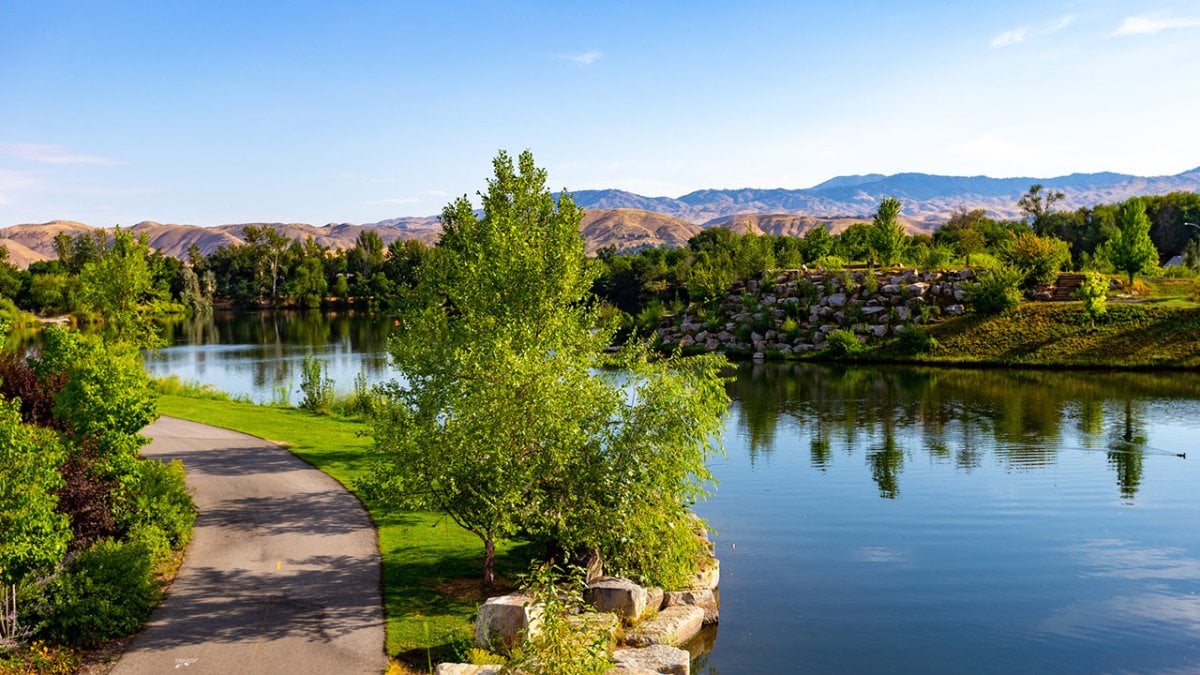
xmin=364 ymin=150 xmax=727 ymax=587
xmin=1002 ymin=232 xmax=1071 ymax=288
xmin=0 ymin=399 xmax=69 ymax=643
xmin=78 ymin=228 xmax=161 ymax=345
xmin=800 ymin=225 xmax=834 ymax=263
xmin=867 ymin=197 xmax=907 ymax=267
xmin=1018 ymin=183 xmax=1065 ymax=234
xmin=242 ymin=225 xmax=292 ymax=301
xmin=1101 ymin=199 xmax=1158 ymax=285
xmin=1075 ymin=271 xmax=1108 ymax=327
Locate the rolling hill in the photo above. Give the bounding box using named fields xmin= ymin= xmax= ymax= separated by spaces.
xmin=3 ymin=165 xmax=1197 ymax=266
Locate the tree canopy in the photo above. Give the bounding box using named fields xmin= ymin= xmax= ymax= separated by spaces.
xmin=363 ymin=150 xmax=728 ymax=587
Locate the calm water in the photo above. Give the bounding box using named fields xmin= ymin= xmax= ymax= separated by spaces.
xmin=148 ymin=313 xmax=1200 ymax=674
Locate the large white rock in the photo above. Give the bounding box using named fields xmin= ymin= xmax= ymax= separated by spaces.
xmin=611 ymin=645 xmax=691 ymax=675
xmin=586 ymin=577 xmax=649 ymax=621
xmin=436 ymin=665 xmax=502 ymax=675
xmin=692 ymin=558 xmax=719 ymax=590
xmin=625 ymin=605 xmax=704 ymax=647
xmin=474 ymin=593 xmax=540 ymax=653
xmin=663 ymin=588 xmax=719 ymax=624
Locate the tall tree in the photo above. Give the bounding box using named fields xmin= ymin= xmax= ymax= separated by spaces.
xmin=868 ymin=197 xmax=907 ymax=267
xmin=242 ymin=225 xmax=291 ymax=301
xmin=1102 ymin=199 xmax=1158 ymax=285
xmin=364 ymin=150 xmax=727 ymax=587
xmin=78 ymin=228 xmax=160 ymax=345
xmin=1018 ymin=183 xmax=1065 ymax=234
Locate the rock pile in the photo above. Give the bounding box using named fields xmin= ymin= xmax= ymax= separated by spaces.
xmin=656 ymin=267 xmax=980 ymax=357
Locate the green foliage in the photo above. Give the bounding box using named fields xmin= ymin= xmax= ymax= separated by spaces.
xmin=38 ymin=540 xmax=159 ymax=647
xmin=118 ymin=459 xmax=196 ymax=564
xmin=152 ymin=375 xmax=250 ymax=403
xmin=299 ymin=355 xmax=335 ymax=414
xmin=506 ymin=565 xmax=613 ymax=675
xmin=1100 ymin=199 xmax=1159 ymax=285
xmin=1075 ymin=272 xmax=1108 ymax=327
xmin=825 ymin=329 xmax=864 ymax=357
xmin=366 ymin=150 xmax=727 ymax=588
xmin=868 ymin=197 xmax=908 ymax=266
xmin=1018 ymin=183 xmax=1065 ymax=234
xmin=967 ymin=266 xmax=1023 ymax=313
xmin=77 ymin=228 xmax=163 ymax=347
xmin=895 ymin=324 xmax=939 ymax=354
xmin=0 ymin=401 xmax=68 ymax=589
xmin=1002 ymin=232 xmax=1072 ymax=288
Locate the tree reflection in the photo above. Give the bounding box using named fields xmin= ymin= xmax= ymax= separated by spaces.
xmin=727 ymin=363 xmax=1196 ymax=501
xmin=1107 ymin=399 xmax=1147 ymax=502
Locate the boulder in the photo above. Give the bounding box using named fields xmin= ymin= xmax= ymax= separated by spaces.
xmin=611 ymin=645 xmax=691 ymax=675
xmin=586 ymin=577 xmax=649 ymax=622
xmin=663 ymin=588 xmax=719 ymax=624
xmin=908 ymin=282 xmax=930 ymax=296
xmin=646 ymin=587 xmax=665 ymax=612
xmin=568 ymin=611 xmax=621 ymax=643
xmin=862 ymin=306 xmax=886 ymax=316
xmin=625 ymin=605 xmax=704 ymax=648
xmin=870 ymin=324 xmax=888 ymax=338
xmin=474 ymin=593 xmax=540 ymax=653
xmin=959 ymin=268 xmax=976 ymax=280
xmin=826 ymin=293 xmax=848 ymax=307
xmin=691 ymin=558 xmax=720 ymax=590
xmin=436 ymin=665 xmax=502 ymax=675
xmin=945 ymin=304 xmax=965 ymax=316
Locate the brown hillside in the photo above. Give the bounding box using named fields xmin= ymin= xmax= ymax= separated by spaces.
xmin=705 ymin=213 xmax=932 ymax=236
xmin=2 ymin=220 xmax=96 ymax=258
xmin=0 ymin=238 xmax=49 ymax=269
xmin=580 ymin=209 xmax=701 ymax=254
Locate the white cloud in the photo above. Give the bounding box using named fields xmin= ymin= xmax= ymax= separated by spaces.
xmin=990 ymin=15 xmax=1073 ymax=48
xmin=991 ymin=26 xmax=1030 ymax=48
xmin=555 ymin=50 xmax=603 ymax=66
xmin=0 ymin=142 xmax=120 ymax=166
xmin=1112 ymin=14 xmax=1200 ymax=36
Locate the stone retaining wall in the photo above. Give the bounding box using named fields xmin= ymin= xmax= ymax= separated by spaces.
xmin=657 ymin=267 xmax=980 ymax=357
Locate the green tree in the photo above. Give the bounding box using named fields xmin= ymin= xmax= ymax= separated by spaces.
xmin=1101 ymin=199 xmax=1158 ymax=285
xmin=1018 ymin=183 xmax=1065 ymax=234
xmin=800 ymin=225 xmax=834 ymax=263
xmin=0 ymin=399 xmax=70 ymax=643
xmin=242 ymin=225 xmax=292 ymax=301
xmin=78 ymin=228 xmax=160 ymax=345
xmin=1002 ymin=232 xmax=1071 ymax=288
xmin=868 ymin=197 xmax=907 ymax=267
xmin=364 ymin=150 xmax=727 ymax=587
xmin=1075 ymin=271 xmax=1108 ymax=327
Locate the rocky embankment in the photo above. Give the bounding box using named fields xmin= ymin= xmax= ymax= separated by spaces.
xmin=656 ymin=267 xmax=982 ymax=357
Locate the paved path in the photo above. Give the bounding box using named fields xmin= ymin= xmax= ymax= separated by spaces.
xmin=113 ymin=417 xmax=386 ymax=675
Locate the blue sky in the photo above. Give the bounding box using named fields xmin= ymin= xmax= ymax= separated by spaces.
xmin=2 ymin=1 xmax=1198 ymax=226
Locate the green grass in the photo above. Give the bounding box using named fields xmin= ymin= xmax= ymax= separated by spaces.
xmin=157 ymin=395 xmax=534 ymax=665
xmin=886 ymin=303 xmax=1200 ymax=368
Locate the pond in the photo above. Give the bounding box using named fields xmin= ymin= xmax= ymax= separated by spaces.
xmin=147 ymin=312 xmax=1200 ymax=673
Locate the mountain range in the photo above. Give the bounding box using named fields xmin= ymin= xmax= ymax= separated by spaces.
xmin=3 ymin=166 xmax=1198 ymax=268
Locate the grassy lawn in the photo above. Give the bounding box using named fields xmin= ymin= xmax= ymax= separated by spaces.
xmin=902 ymin=302 xmax=1200 ymax=368
xmin=157 ymin=395 xmax=534 ymax=666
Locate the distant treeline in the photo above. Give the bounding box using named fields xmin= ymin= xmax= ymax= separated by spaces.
xmin=1 ymin=189 xmax=1197 ymax=326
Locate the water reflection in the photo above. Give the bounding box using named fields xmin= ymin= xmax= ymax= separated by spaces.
xmin=728 ymin=363 xmax=1200 ymax=503
xmin=146 ymin=311 xmax=394 ymax=401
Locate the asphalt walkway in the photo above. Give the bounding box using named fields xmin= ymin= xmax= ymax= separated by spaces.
xmin=112 ymin=416 xmax=386 ymax=674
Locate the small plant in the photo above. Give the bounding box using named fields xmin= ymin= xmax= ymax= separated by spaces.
xmin=1075 ymin=271 xmax=1108 ymax=328
xmin=0 ymin=640 xmax=80 ymax=675
xmin=862 ymin=272 xmax=880 ymax=295
xmin=967 ymin=266 xmax=1022 ymax=313
xmin=299 ymin=355 xmax=335 ymax=414
xmin=825 ymin=329 xmax=864 ymax=357
xmin=895 ymin=324 xmax=939 ymax=354
xmin=781 ymin=318 xmax=800 ymax=336
xmin=506 ymin=564 xmax=613 ymax=675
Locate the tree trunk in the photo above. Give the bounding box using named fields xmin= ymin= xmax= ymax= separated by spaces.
xmin=483 ymin=535 xmax=496 ymax=588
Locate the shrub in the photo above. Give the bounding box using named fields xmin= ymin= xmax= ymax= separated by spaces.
xmin=299 ymin=355 xmax=335 ymax=414
xmin=895 ymin=324 xmax=939 ymax=354
xmin=967 ymin=266 xmax=1023 ymax=313
xmin=1075 ymin=271 xmax=1108 ymax=327
xmin=39 ymin=540 xmax=159 ymax=647
xmin=825 ymin=329 xmax=864 ymax=357
xmin=1001 ymin=232 xmax=1071 ymax=288
xmin=118 ymin=459 xmax=196 ymax=563
xmin=506 ymin=565 xmax=613 ymax=675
